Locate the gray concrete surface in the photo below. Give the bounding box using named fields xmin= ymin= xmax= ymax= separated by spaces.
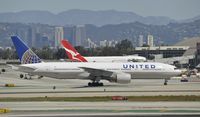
xmin=1 ymin=102 xmax=200 ymax=116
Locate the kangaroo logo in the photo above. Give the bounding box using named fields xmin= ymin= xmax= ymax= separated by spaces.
xmin=61 ymin=40 xmax=87 ymax=62
xmin=63 ymin=47 xmax=83 ymax=62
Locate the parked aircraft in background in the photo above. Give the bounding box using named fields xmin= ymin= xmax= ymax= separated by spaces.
xmin=11 ymin=36 xmax=181 ymax=86
xmin=61 ymin=39 xmax=146 ymax=62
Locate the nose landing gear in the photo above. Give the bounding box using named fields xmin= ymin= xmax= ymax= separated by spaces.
xmin=164 ymin=79 xmax=168 ymax=85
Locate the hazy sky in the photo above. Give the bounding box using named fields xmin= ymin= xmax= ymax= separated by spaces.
xmin=0 ymin=0 xmax=200 ymax=20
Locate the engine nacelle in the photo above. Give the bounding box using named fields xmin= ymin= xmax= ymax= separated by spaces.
xmin=110 ymin=73 xmax=131 ymax=84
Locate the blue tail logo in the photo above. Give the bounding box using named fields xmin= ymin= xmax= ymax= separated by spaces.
xmin=11 ymin=36 xmax=42 ymax=64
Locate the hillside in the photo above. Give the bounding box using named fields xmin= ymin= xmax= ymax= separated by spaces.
xmin=85 ymin=19 xmax=200 ymax=44
xmin=0 ymin=9 xmax=175 ymax=26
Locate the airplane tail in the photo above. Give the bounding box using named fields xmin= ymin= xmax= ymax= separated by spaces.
xmin=61 ymin=39 xmax=87 ymax=62
xmin=11 ymin=36 xmax=42 ymax=64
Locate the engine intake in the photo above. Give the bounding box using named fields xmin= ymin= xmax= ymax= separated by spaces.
xmin=110 ymin=73 xmax=131 ymax=84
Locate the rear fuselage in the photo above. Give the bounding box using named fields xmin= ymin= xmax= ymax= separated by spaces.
xmin=84 ymin=56 xmax=146 ymax=62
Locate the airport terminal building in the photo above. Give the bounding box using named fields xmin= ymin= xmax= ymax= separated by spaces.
xmin=134 ymin=41 xmax=200 ymax=68
xmin=195 ymin=42 xmax=200 ymax=69
xmin=134 ymin=46 xmax=189 ymax=58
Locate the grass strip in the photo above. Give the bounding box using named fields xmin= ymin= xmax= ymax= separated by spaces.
xmin=10 ymin=109 xmax=200 ymax=113
xmin=0 ymin=95 xmax=200 ymax=102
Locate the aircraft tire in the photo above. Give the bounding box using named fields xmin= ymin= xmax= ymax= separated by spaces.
xmin=1 ymin=69 xmax=5 ymax=72
xmin=88 ymin=82 xmax=92 ymax=87
xmin=88 ymin=82 xmax=103 ymax=87
xmin=20 ymin=74 xmax=24 ymax=78
xmin=99 ymin=82 xmax=104 ymax=86
xmin=94 ymin=82 xmax=99 ymax=86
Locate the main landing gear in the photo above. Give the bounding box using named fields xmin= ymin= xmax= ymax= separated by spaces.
xmin=88 ymin=76 xmax=104 ymax=87
xmin=88 ymin=82 xmax=104 ymax=87
xmin=20 ymin=74 xmax=43 ymax=80
xmin=38 ymin=76 xmax=43 ymax=79
xmin=164 ymin=79 xmax=168 ymax=85
xmin=20 ymin=74 xmax=32 ymax=80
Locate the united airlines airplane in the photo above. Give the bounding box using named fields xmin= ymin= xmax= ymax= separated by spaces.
xmin=61 ymin=39 xmax=146 ymax=62
xmin=11 ymin=36 xmax=181 ymax=86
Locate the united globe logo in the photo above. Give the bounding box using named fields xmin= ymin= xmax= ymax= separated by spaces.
xmin=21 ymin=49 xmax=41 ymax=64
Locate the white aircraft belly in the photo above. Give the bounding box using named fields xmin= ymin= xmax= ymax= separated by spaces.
xmin=129 ymin=71 xmax=175 ymax=79
xmin=33 ymin=71 xmax=89 ymax=79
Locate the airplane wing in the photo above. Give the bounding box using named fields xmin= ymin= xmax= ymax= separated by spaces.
xmin=17 ymin=65 xmax=37 ymax=73
xmin=8 ymin=64 xmax=36 ymax=75
xmin=79 ymin=67 xmax=114 ymax=78
xmin=7 ymin=64 xmax=35 ymax=72
xmin=79 ymin=67 xmax=131 ymax=84
xmin=7 ymin=64 xmax=19 ymax=70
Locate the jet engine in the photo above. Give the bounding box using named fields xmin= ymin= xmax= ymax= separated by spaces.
xmin=110 ymin=73 xmax=131 ymax=84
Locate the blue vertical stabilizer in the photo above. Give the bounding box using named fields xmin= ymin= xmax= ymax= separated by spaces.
xmin=11 ymin=36 xmax=42 ymax=64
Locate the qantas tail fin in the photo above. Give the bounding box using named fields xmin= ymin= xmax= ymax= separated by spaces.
xmin=61 ymin=39 xmax=87 ymax=62
xmin=11 ymin=36 xmax=42 ymax=64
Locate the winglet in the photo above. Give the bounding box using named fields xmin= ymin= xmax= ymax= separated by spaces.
xmin=11 ymin=36 xmax=42 ymax=64
xmin=61 ymin=39 xmax=87 ymax=62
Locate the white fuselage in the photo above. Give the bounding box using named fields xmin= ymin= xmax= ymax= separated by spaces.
xmin=84 ymin=56 xmax=146 ymax=62
xmin=19 ymin=62 xmax=181 ymax=80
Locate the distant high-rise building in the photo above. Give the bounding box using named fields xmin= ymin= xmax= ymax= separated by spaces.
xmin=147 ymin=35 xmax=154 ymax=47
xmin=108 ymin=40 xmax=118 ymax=47
xmin=41 ymin=36 xmax=49 ymax=47
xmin=35 ymin=33 xmax=42 ymax=48
xmin=34 ymin=33 xmax=49 ymax=48
xmin=100 ymin=40 xmax=108 ymax=47
xmin=55 ymin=27 xmax=64 ymax=48
xmin=63 ymin=26 xmax=75 ymax=45
xmin=74 ymin=25 xmax=86 ymax=46
xmin=99 ymin=40 xmax=118 ymax=47
xmin=86 ymin=38 xmax=97 ymax=48
xmin=196 ymin=42 xmax=200 ymax=66
xmin=138 ymin=35 xmax=144 ymax=47
xmin=27 ymin=26 xmax=36 ymax=47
